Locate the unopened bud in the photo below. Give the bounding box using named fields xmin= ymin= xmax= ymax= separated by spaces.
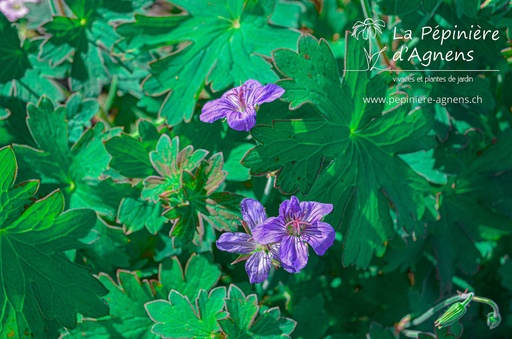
xmin=434 ymin=292 xmax=473 ymax=329
xmin=434 ymin=302 xmax=467 ymax=329
xmin=487 ymin=312 xmax=501 ymax=330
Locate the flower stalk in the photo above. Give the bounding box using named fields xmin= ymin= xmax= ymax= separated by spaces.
xmin=396 ymin=291 xmax=501 ymax=334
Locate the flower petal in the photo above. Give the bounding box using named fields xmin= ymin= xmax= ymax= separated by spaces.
xmin=301 ymin=221 xmax=335 ymax=256
xmin=252 ymin=217 xmax=286 ymax=244
xmin=279 ymin=235 xmax=309 ymax=273
xmin=227 ymin=80 xmax=262 ymax=108
xmin=243 ymin=79 xmax=264 ymax=91
xmin=268 ymin=243 xmax=280 ymax=260
xmin=220 ymin=85 xmax=243 ymax=99
xmin=279 ymin=196 xmax=301 ymax=221
xmin=299 ymin=201 xmax=333 ymax=223
xmin=241 ymin=198 xmax=267 ymax=230
xmin=253 ymin=84 xmax=285 ymax=105
xmin=200 ymin=99 xmax=234 ymax=123
xmin=216 ymin=232 xmax=256 ymax=254
xmin=0 ymin=0 xmax=28 ymax=21
xmin=226 ymin=107 xmax=256 ymax=131
xmin=245 ymin=251 xmax=271 ymax=284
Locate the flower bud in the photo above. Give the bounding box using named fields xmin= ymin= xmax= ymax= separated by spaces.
xmin=487 ymin=312 xmax=501 ymax=330
xmin=434 ymin=302 xmax=467 ymax=329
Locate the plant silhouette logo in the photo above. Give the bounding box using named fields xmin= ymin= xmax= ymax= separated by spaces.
xmin=351 ymin=18 xmax=387 ymax=71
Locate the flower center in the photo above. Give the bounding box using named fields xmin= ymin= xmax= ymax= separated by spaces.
xmin=226 ymin=85 xmax=249 ymax=112
xmin=285 ymin=219 xmax=311 ymax=236
xmin=256 ymin=243 xmax=270 ymax=253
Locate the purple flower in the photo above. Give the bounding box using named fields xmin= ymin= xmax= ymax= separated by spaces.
xmin=252 ymin=196 xmax=334 ymax=273
xmin=216 ymin=198 xmax=278 ymax=284
xmin=0 ymin=0 xmax=37 ymax=21
xmin=200 ymin=80 xmax=284 ymax=132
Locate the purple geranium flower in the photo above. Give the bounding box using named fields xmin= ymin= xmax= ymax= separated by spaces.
xmin=200 ymin=79 xmax=284 ymax=132
xmin=252 ymin=196 xmax=334 ymax=273
xmin=216 ymin=198 xmax=278 ymax=284
xmin=0 ymin=0 xmax=37 ymax=21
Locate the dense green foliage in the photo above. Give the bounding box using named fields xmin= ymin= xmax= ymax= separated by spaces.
xmin=0 ymin=0 xmax=511 ymax=338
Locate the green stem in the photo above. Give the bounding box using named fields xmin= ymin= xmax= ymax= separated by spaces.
xmin=374 ymin=36 xmax=391 ymax=67
xmin=408 ymin=295 xmax=464 ymax=327
xmin=260 ymin=175 xmax=274 ymax=206
xmin=261 ymin=289 xmax=291 ymax=306
xmin=398 ymin=293 xmax=501 ymax=332
xmin=360 ymin=0 xmax=371 ymax=19
xmin=103 ymin=75 xmax=119 ymax=113
xmin=155 ymin=117 xmax=166 ymax=126
xmin=52 ymin=0 xmax=65 ymax=15
xmin=359 ymin=0 xmax=391 ymax=68
xmin=98 ymin=77 xmax=118 ymax=127
xmin=473 ymin=296 xmax=501 ymax=329
xmin=473 ymin=296 xmax=500 ymax=315
xmin=402 ymin=329 xmax=435 ymax=338
xmin=49 ymin=0 xmax=58 ymax=15
xmin=98 ymin=109 xmax=112 ymax=128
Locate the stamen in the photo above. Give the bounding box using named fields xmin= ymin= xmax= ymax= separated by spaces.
xmin=284 ymin=218 xmax=311 ymax=236
xmin=225 ymin=85 xmax=249 ymax=112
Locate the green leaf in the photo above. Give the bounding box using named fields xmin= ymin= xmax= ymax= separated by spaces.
xmin=0 ymin=15 xmax=31 ymax=83
xmin=0 ymin=146 xmax=108 ymax=338
xmin=224 ymin=143 xmax=253 ymax=182
xmin=142 ymin=135 xmax=242 ymax=245
xmin=435 ymin=322 xmax=464 ymax=338
xmin=377 ymin=0 xmax=421 ymax=15
xmin=40 ymin=0 xmax=146 ymax=96
xmin=106 ymin=134 xmax=156 ymax=178
xmin=77 ymin=219 xmax=132 ymax=276
xmin=40 ymin=16 xmax=105 ymax=96
xmin=13 ymin=96 xmax=130 ymax=217
xmin=0 ymin=94 xmax=34 ymax=148
xmin=455 ymin=0 xmax=480 ymax=18
xmin=163 ymin=168 xmax=243 ymax=246
xmin=117 ymin=0 xmax=300 ymax=124
xmin=243 ymin=35 xmax=434 ymax=268
xmin=292 ymin=295 xmax=329 ymax=339
xmin=109 ymin=122 xmax=165 ymax=235
xmin=431 ymin=132 xmax=512 ymax=292
xmin=0 ymin=18 xmax=64 ymax=130
xmin=219 ymin=285 xmax=296 ymax=338
xmin=366 ymin=323 xmax=396 ymax=338
xmin=146 ymin=287 xmax=227 ymax=338
xmin=153 ymin=254 xmax=221 ymax=300
xmin=142 ymin=134 xmax=208 ymax=201
xmin=64 ymin=254 xmax=218 ymax=337
xmin=399 ymin=149 xmax=448 ymax=185
xmin=105 ymin=119 xmax=160 ymax=179
xmin=65 ymin=271 xmax=157 ymax=338
xmin=65 ymin=93 xmax=99 ymax=143
xmin=0 ymin=108 xmax=8 ymax=120
xmin=118 ymin=194 xmax=166 ymax=235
